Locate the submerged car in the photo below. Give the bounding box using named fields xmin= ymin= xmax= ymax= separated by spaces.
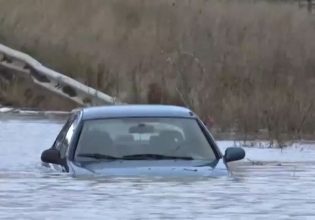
xmin=41 ymin=105 xmax=245 ymax=177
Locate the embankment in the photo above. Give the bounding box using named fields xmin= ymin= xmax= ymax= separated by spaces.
xmin=0 ymin=0 xmax=315 ymax=142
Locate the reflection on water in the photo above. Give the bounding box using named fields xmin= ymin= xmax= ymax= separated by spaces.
xmin=0 ymin=115 xmax=315 ymax=219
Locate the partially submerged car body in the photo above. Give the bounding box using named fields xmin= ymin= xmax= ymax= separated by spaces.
xmin=41 ymin=105 xmax=245 ymax=177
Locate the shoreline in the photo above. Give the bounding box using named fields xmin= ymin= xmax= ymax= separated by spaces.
xmin=0 ymin=106 xmax=70 ymax=115
xmin=1 ymin=105 xmax=315 ymax=147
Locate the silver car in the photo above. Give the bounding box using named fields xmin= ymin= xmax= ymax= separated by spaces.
xmin=41 ymin=105 xmax=245 ymax=177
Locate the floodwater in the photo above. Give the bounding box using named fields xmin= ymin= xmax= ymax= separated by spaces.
xmin=1 ymin=114 xmax=315 ymax=220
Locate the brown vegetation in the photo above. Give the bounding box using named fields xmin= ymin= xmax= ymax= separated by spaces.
xmin=0 ymin=68 xmax=77 ymax=110
xmin=0 ymin=0 xmax=315 ymax=144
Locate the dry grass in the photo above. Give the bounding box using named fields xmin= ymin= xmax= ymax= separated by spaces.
xmin=0 ymin=0 xmax=315 ymax=144
xmin=0 ymin=68 xmax=77 ymax=110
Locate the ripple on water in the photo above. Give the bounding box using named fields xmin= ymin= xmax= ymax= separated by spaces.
xmin=0 ymin=115 xmax=315 ymax=219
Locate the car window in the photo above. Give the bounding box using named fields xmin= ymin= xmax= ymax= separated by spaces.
xmin=59 ymin=119 xmax=78 ymax=158
xmin=53 ymin=113 xmax=79 ymax=157
xmin=75 ymin=117 xmax=216 ymax=162
xmin=53 ymin=118 xmax=73 ymax=150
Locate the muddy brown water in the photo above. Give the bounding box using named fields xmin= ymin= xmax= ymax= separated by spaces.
xmin=0 ymin=115 xmax=315 ymax=220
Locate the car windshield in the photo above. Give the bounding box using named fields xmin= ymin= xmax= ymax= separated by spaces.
xmin=74 ymin=117 xmax=216 ymax=162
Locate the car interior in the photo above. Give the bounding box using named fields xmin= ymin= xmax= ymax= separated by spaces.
xmin=76 ymin=128 xmax=187 ymax=159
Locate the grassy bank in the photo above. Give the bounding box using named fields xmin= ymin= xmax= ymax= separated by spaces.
xmin=0 ymin=0 xmax=315 ymax=145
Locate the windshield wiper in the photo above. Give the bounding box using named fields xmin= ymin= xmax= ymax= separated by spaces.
xmin=77 ymin=153 xmax=120 ymax=160
xmin=122 ymin=154 xmax=193 ymax=160
xmin=77 ymin=153 xmax=193 ymax=161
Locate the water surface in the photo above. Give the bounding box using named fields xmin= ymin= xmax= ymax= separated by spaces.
xmin=0 ymin=115 xmax=315 ymax=219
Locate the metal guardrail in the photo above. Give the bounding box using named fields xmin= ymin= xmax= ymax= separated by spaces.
xmin=0 ymin=43 xmax=119 ymax=106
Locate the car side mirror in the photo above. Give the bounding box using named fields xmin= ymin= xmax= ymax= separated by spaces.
xmin=41 ymin=148 xmax=62 ymax=165
xmin=224 ymin=147 xmax=245 ymax=163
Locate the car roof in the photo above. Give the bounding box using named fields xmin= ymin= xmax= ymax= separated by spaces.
xmin=81 ymin=105 xmax=196 ymax=120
